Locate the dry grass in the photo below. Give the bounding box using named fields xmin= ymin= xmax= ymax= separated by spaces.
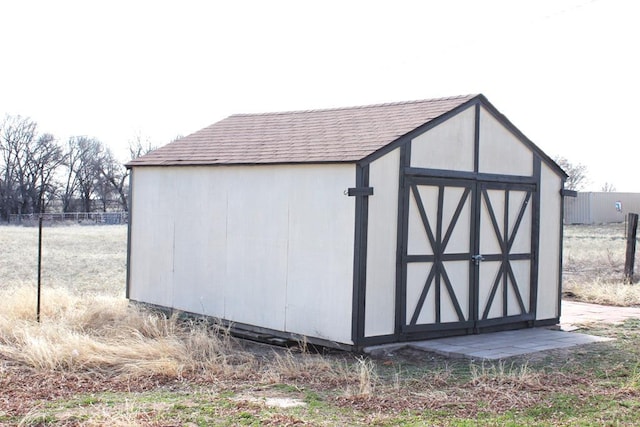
xmin=1 ymin=223 xmax=639 ymax=425
xmin=0 ymin=224 xmax=127 ymax=295
xmin=0 ymin=224 xmax=248 ymax=378
xmin=0 ymin=222 xmax=637 ymax=381
xmin=469 ymin=360 xmax=540 ymax=388
xmin=563 ymin=223 xmax=640 ymax=306
xmin=0 ymin=285 xmax=245 ymax=376
xmin=0 ymin=282 xmax=358 ymax=389
xmin=0 ymin=224 xmax=363 ymax=395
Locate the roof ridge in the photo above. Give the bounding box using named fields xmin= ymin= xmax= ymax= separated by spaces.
xmin=230 ymin=94 xmax=479 ymax=118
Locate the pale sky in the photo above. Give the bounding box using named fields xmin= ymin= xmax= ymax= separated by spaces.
xmin=1 ymin=0 xmax=638 ymax=191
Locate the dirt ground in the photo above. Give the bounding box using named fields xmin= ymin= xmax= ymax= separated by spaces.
xmin=0 ymin=328 xmax=627 ymax=422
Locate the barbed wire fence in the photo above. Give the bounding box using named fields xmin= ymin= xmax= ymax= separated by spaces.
xmin=8 ymin=212 xmax=128 ymax=225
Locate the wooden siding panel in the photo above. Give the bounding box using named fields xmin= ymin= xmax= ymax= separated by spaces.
xmin=128 ymin=169 xmax=176 ymax=308
xmin=128 ymin=164 xmax=356 ymax=344
xmin=284 ymin=165 xmax=356 ymax=343
xmin=224 ymin=169 xmax=290 ymax=331
xmin=409 ymin=107 xmax=475 ymax=172
xmin=172 ymin=169 xmax=227 ymax=316
xmin=478 ymin=107 xmax=533 ymax=176
xmin=364 ymin=148 xmax=400 ymax=337
xmin=537 ymin=163 xmax=562 ymax=320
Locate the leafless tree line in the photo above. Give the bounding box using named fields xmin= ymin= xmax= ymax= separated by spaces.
xmin=0 ymin=114 xmax=155 ymax=221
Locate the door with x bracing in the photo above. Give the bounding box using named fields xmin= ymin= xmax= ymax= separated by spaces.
xmin=401 ymin=178 xmax=536 ymax=333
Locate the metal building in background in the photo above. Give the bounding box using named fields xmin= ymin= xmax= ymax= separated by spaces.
xmin=564 ymin=192 xmax=640 ymax=224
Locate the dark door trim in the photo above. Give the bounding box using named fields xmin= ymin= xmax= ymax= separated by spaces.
xmin=474 ymin=181 xmax=537 ymax=329
xmin=399 ymin=177 xmax=475 ymax=334
xmin=397 ymin=174 xmax=540 ymax=339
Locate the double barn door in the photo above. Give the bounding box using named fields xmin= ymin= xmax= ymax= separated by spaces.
xmin=401 ymin=177 xmax=537 ymax=335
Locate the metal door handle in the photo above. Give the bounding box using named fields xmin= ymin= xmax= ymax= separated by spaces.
xmin=471 ymin=254 xmax=485 ymax=265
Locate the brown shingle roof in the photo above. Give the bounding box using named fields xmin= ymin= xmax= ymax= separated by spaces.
xmin=127 ymin=94 xmax=477 ymax=166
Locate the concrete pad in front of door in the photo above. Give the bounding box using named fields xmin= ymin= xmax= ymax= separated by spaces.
xmin=363 ymin=328 xmax=612 ymax=361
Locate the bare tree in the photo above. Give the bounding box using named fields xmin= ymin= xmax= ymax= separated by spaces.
xmin=0 ymin=116 xmax=63 ymax=219
xmin=61 ymin=135 xmax=156 ymax=214
xmin=554 ymin=156 xmax=588 ymax=191
xmin=97 ymin=147 xmax=130 ymax=211
xmin=61 ymin=138 xmax=82 ymax=212
xmin=66 ymin=136 xmax=104 ymax=213
xmin=128 ymin=133 xmax=157 ymax=160
xmin=601 ymin=182 xmax=616 ymax=192
xmin=0 ymin=115 xmax=36 ymax=218
xmin=24 ymin=133 xmax=65 ymax=213
xmin=96 ymin=134 xmax=158 ymax=212
xmin=1 ymin=116 xmax=159 ymax=218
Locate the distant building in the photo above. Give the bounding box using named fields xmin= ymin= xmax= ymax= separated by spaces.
xmin=564 ymin=192 xmax=640 ymax=224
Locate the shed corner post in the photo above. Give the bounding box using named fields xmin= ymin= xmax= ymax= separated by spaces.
xmin=350 ymin=162 xmax=371 ymax=347
xmin=394 ymin=141 xmax=411 ymax=340
xmin=529 ymin=156 xmax=542 ymax=326
xmin=557 ymin=180 xmax=573 ymax=320
xmin=125 ymin=166 xmax=134 ymax=300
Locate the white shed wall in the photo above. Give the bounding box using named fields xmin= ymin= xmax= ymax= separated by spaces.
xmin=478 ymin=107 xmax=533 ymax=176
xmin=537 ymin=162 xmax=562 ymax=320
xmin=364 ymin=148 xmax=400 ymax=337
xmin=129 ymin=164 xmax=356 ymax=344
xmin=410 ymin=107 xmax=475 ymax=171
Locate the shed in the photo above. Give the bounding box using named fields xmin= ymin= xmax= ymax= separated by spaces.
xmin=126 ymin=94 xmax=569 ymax=350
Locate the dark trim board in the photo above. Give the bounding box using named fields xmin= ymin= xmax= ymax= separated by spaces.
xmin=125 ymin=169 xmax=134 ymax=300
xmin=558 ymin=178 xmax=568 ymax=320
xmin=534 ymin=318 xmax=560 ymax=328
xmin=348 ymin=187 xmax=374 ymax=197
xmin=351 ymin=164 xmax=370 ymax=346
xmin=473 ymin=103 xmax=480 ymax=173
xmin=360 ymin=319 xmax=560 ymax=348
xmin=404 ymin=167 xmax=537 ymax=184
xmin=394 ymin=143 xmax=411 ymax=337
xmin=530 ymin=156 xmax=542 ymax=323
xmin=403 ymin=320 xmax=476 ymax=334
xmin=359 ymin=328 xmax=474 ymax=347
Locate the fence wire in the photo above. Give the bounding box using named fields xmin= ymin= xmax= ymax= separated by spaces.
xmin=8 ymin=212 xmax=128 ymax=225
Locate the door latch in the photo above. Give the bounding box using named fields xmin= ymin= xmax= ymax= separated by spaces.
xmin=471 ymin=254 xmax=485 ymax=265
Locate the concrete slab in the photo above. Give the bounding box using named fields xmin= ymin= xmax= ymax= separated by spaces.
xmin=363 ymin=301 xmax=638 ymax=361
xmin=561 ymin=300 xmax=640 ymax=329
xmin=364 ymin=328 xmax=612 ymax=361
